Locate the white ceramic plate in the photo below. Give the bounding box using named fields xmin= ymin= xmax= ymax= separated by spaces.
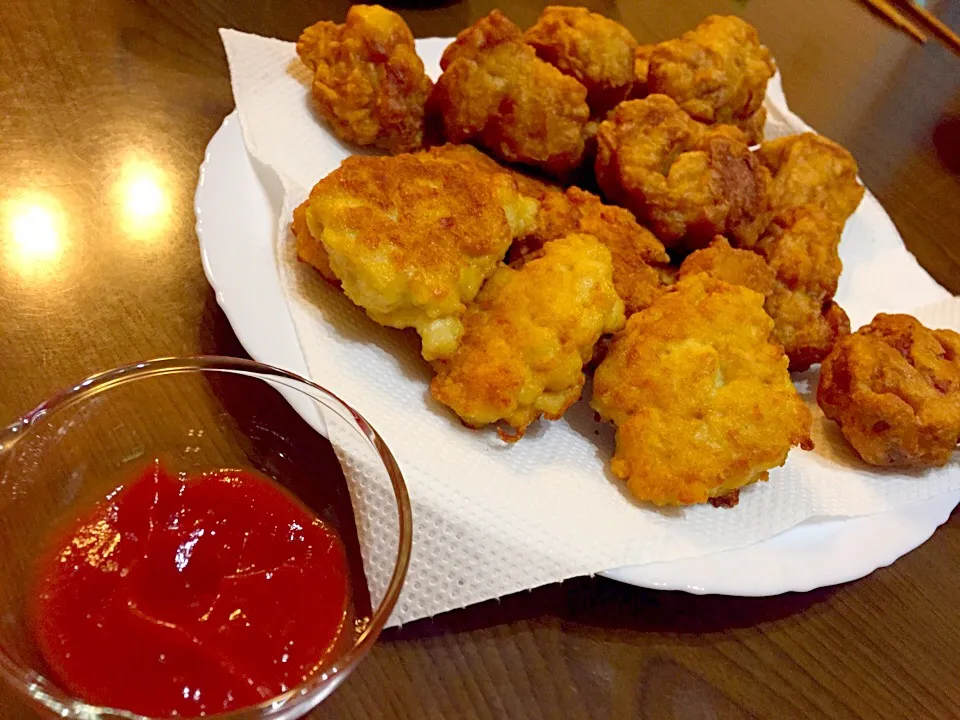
xmin=196 ymin=112 xmax=960 ymax=596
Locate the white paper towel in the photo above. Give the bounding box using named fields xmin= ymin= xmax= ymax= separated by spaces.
xmin=220 ymin=29 xmax=959 ymax=625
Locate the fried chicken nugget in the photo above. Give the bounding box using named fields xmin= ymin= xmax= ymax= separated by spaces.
xmin=755 ymin=208 xmax=850 ymax=370
xmin=679 ymin=236 xmax=776 ymax=297
xmin=592 ymin=275 xmax=812 ymax=506
xmin=430 ymin=10 xmax=591 ymax=177
xmin=523 ymin=6 xmax=638 ymax=116
xmin=680 ymin=212 xmax=850 ymax=371
xmin=510 ymin=187 xmax=670 ymax=315
xmin=297 ymin=5 xmax=433 ymax=153
xmin=595 ymin=95 xmax=769 ymax=251
xmin=301 ymin=152 xmax=537 ymax=361
xmin=818 ymin=314 xmax=960 ymax=468
xmin=431 ymin=234 xmax=625 ymax=440
xmin=639 ymin=16 xmax=774 ymax=144
xmin=424 ymin=143 xmax=559 ymax=201
xmin=756 ymin=133 xmax=865 ymax=225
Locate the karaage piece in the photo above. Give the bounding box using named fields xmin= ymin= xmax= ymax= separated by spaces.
xmin=511 ymin=187 xmax=670 ymax=315
xmin=818 ymin=314 xmax=960 ymax=468
xmin=430 ymin=10 xmax=591 ymax=177
xmin=641 ymin=15 xmax=774 ymax=144
xmin=680 ymin=209 xmax=850 ymax=371
xmin=301 ymin=152 xmax=537 ymax=361
xmin=678 ymin=236 xmax=776 ymax=296
xmin=423 ymin=143 xmax=559 ymax=201
xmin=595 ymin=95 xmax=769 ymax=251
xmin=297 ymin=5 xmax=433 ymax=153
xmin=756 ymin=133 xmax=865 ymax=225
xmin=754 ymin=207 xmax=850 ymax=370
xmin=523 ymin=6 xmax=638 ymax=116
xmin=431 ymin=234 xmax=625 ymax=440
xmin=592 ymin=275 xmax=813 ymax=506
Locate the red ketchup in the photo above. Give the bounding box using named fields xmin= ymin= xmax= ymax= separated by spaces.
xmin=30 ymin=462 xmax=350 ymax=717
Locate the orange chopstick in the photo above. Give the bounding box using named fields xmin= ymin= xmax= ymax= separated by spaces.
xmin=892 ymin=0 xmax=960 ymax=55
xmin=858 ymin=0 xmax=928 ymax=43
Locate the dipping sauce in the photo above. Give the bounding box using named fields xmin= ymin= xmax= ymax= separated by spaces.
xmin=30 ymin=462 xmax=350 ymax=717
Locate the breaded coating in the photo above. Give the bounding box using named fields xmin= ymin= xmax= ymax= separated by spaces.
xmin=757 ymin=133 xmax=865 ymax=225
xmin=592 ymin=275 xmax=812 ymax=506
xmin=631 ymin=45 xmax=654 ymax=99
xmin=523 ymin=6 xmax=638 ymax=116
xmin=818 ymin=314 xmax=960 ymax=468
xmin=431 ymin=234 xmax=625 ymax=440
xmin=510 ymin=187 xmax=670 ymax=315
xmin=679 ymin=237 xmax=776 ymax=297
xmin=292 ymin=199 xmax=339 ymax=286
xmin=595 ymin=95 xmax=769 ymax=251
xmin=430 ymin=10 xmax=591 ymax=177
xmin=302 ymin=152 xmax=537 ymax=361
xmin=296 ymin=6 xmax=433 ymax=153
xmin=642 ymin=16 xmax=774 ymax=143
xmin=680 ymin=212 xmax=850 ymax=372
xmin=424 ymin=143 xmax=559 ymax=201
xmin=755 ymin=207 xmax=850 ymax=369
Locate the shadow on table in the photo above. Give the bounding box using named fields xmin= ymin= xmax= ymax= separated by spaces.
xmin=390 ymin=574 xmax=839 ymax=643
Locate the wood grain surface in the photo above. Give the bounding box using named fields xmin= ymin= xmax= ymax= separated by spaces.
xmin=1 ymin=0 xmax=959 ymax=718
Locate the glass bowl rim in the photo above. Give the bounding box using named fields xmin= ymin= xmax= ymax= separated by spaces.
xmin=0 ymin=355 xmax=413 ymax=720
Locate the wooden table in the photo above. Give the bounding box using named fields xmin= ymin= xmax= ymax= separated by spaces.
xmin=1 ymin=1 xmax=959 ymax=717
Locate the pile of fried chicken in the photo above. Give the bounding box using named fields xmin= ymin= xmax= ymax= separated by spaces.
xmin=292 ymin=6 xmax=960 ymax=508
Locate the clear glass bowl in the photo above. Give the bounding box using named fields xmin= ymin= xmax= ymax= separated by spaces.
xmin=0 ymin=356 xmax=412 ymax=720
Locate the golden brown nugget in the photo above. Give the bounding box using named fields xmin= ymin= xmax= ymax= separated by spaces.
xmin=423 ymin=143 xmax=560 ymax=202
xmin=295 ymin=144 xmax=550 ymax=291
xmin=510 ymin=187 xmax=670 ymax=316
xmin=755 ymin=208 xmax=850 ymax=370
xmin=297 ymin=5 xmax=433 ymax=153
xmin=592 ymin=275 xmax=813 ymax=507
xmin=595 ymin=95 xmax=769 ymax=251
xmin=641 ymin=16 xmax=774 ymax=143
xmin=302 ymin=152 xmax=537 ymax=361
xmin=430 ymin=10 xmax=591 ymax=177
xmin=680 ymin=217 xmax=850 ymax=371
xmin=524 ymin=6 xmax=638 ymax=116
xmin=818 ymin=314 xmax=960 ymax=468
xmin=678 ymin=236 xmax=776 ymax=298
xmin=431 ymin=234 xmax=625 ymax=440
xmin=756 ymin=133 xmax=865 ymax=226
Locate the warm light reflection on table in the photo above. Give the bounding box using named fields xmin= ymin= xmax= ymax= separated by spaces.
xmin=4 ymin=193 xmax=66 ymax=279
xmin=116 ymin=156 xmax=170 ymax=238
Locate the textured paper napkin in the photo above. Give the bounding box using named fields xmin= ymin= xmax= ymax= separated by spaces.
xmin=220 ymin=29 xmax=959 ymax=625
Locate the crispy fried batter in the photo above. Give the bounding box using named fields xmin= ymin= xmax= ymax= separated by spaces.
xmin=680 ymin=208 xmax=850 ymax=371
xmin=631 ymin=44 xmax=654 ymax=99
xmin=302 ymin=152 xmax=537 ymax=361
xmin=423 ymin=143 xmax=559 ymax=201
xmin=523 ymin=6 xmax=638 ymax=116
xmin=431 ymin=234 xmax=625 ymax=439
xmin=296 ymin=5 xmax=433 ymax=153
xmin=756 ymin=133 xmax=865 ymax=225
xmin=643 ymin=16 xmax=774 ymax=142
xmin=292 ymin=199 xmax=339 ymax=286
xmin=755 ymin=207 xmax=850 ymax=369
xmin=430 ymin=10 xmax=591 ymax=177
xmin=595 ymin=95 xmax=769 ymax=251
xmin=679 ymin=236 xmax=776 ymax=296
xmin=818 ymin=314 xmax=960 ymax=468
xmin=510 ymin=187 xmax=670 ymax=315
xmin=592 ymin=275 xmax=812 ymax=506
